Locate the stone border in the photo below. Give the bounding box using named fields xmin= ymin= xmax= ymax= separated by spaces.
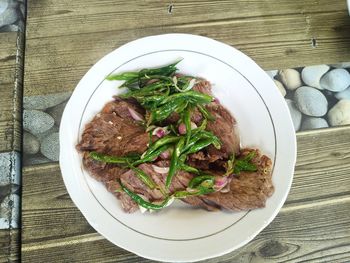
xmin=0 ymin=152 xmax=20 ymax=229
xmin=266 ymin=62 xmax=350 ymax=131
xmin=0 ymin=0 xmax=25 ymax=32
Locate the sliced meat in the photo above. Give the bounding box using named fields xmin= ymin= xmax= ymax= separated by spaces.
xmin=77 ymin=96 xmax=147 ymax=153
xmin=201 ymin=149 xmax=274 ymax=211
xmin=77 ymin=99 xmax=149 ymax=156
xmin=106 ymin=132 xmax=149 ymax=156
xmin=82 ymin=152 xmax=127 ymax=183
xmin=206 ymin=103 xmax=240 ymax=160
xmin=114 ymin=164 xmax=220 ymax=212
xmin=76 ymin=113 xmax=124 ymax=152
xmin=187 ymin=152 xmax=210 ymax=170
xmin=106 ymin=180 xmax=138 ymax=213
xmin=181 ymin=196 xmax=219 ymax=211
xmin=175 ymin=171 xmax=219 ymax=211
xmin=103 ymin=97 xmax=145 ymax=122
xmin=192 ymin=79 xmax=212 ymax=95
xmin=120 ymin=169 xmax=164 ymax=202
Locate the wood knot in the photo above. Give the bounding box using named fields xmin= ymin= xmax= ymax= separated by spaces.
xmin=311 ymin=37 xmax=317 ymax=48
xmin=167 ymin=4 xmax=174 ymax=14
xmin=285 ymin=48 xmax=296 ymax=55
xmin=331 ymin=151 xmax=342 ymax=157
xmin=258 ymin=240 xmax=288 ymax=258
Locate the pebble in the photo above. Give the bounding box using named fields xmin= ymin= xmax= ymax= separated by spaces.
xmin=10 ymin=194 xmax=19 ymax=228
xmin=0 ymin=24 xmax=18 ymax=31
xmin=294 ymin=86 xmax=328 ymax=117
xmin=23 ymin=155 xmax=51 ymax=166
xmin=40 ymin=132 xmax=60 ymax=161
xmin=0 ymin=0 xmax=9 ymax=15
xmin=266 ymin=70 xmax=278 ymax=79
xmin=279 ymin=69 xmax=302 ymax=90
xmin=0 ymin=195 xmax=10 ymax=228
xmin=320 ymin=69 xmax=350 ymax=92
xmin=301 ymin=65 xmax=329 ymax=89
xmin=285 ymin=99 xmax=302 ymax=131
xmin=23 ymin=91 xmax=71 ymax=110
xmin=327 ymin=100 xmax=350 ymax=126
xmin=0 ymin=185 xmax=11 ymax=200
xmin=330 ymin=62 xmax=350 ymax=68
xmin=0 ymin=152 xmax=20 ymax=186
xmin=23 ymin=132 xmax=40 ymax=155
xmin=35 ymin=125 xmax=59 ymax=142
xmin=47 ymin=101 xmax=67 ymax=126
xmin=23 ymin=110 xmax=54 ymax=135
xmin=273 ymin=80 xmax=286 ymax=97
xmin=335 ymin=86 xmax=350 ymax=100
xmin=0 ymin=194 xmax=19 ymax=228
xmin=0 ymin=1 xmax=18 ymax=28
xmin=301 ymin=117 xmax=328 ymax=130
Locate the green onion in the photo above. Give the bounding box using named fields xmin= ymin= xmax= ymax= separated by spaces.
xmin=129 ymin=165 xmax=157 ymax=189
xmin=183 ymin=108 xmax=192 ymax=146
xmin=166 ymin=137 xmax=185 ymax=188
xmin=188 ymin=175 xmax=215 ymax=189
xmin=89 ymin=152 xmax=139 ymax=164
xmin=233 ymin=151 xmax=257 ymax=174
xmin=141 ymin=136 xmax=180 ymax=158
xmin=120 ymin=181 xmax=172 ymax=210
xmin=134 ymin=144 xmax=170 ymax=166
xmin=198 ymin=105 xmax=215 ymax=121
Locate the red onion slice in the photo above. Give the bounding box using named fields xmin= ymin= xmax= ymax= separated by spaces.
xmin=220 ymin=183 xmax=231 ymax=193
xmin=178 ymin=123 xmax=186 ymax=134
xmin=127 ymin=107 xmax=144 ymax=121
xmin=213 ymin=97 xmax=220 ymax=104
xmin=213 ymin=176 xmax=230 ymax=191
xmin=190 ymin=121 xmax=197 ymax=129
xmin=160 ymin=150 xmax=170 ymax=159
xmin=152 ymin=165 xmax=169 ymax=174
xmin=152 ymin=127 xmax=170 ymax=138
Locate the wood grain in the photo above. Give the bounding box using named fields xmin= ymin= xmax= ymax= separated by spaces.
xmin=21 ymin=127 xmax=350 ymax=262
xmin=0 ymin=32 xmax=23 ymax=153
xmin=24 ymin=0 xmax=350 ymax=96
xmin=26 ymin=0 xmax=349 ymax=38
xmin=0 ymin=229 xmax=20 ymax=263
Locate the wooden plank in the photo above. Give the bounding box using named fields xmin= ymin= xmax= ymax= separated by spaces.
xmin=21 ymin=194 xmax=350 ymax=262
xmin=0 ymin=32 xmax=23 ymax=152
xmin=0 ymin=229 xmax=20 ymax=263
xmin=286 ymin=126 xmax=350 ymax=205
xmin=26 ymin=0 xmax=349 ymax=39
xmin=24 ymin=0 xmax=350 ymax=96
xmin=22 ymin=128 xmax=350 ymax=261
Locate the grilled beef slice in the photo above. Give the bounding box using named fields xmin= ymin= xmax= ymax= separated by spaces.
xmin=200 ymin=149 xmax=274 ymax=211
xmin=76 ymin=99 xmax=149 ymax=156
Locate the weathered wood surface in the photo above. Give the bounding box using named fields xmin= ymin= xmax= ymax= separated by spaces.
xmin=0 ymin=32 xmax=22 ymax=153
xmin=24 ymin=0 xmax=350 ymax=96
xmin=0 ymin=229 xmax=20 ymax=263
xmin=21 ymin=127 xmax=350 ymax=262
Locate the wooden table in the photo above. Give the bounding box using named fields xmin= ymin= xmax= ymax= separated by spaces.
xmin=12 ymin=0 xmax=350 ymax=261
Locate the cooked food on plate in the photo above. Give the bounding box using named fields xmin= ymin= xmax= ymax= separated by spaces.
xmin=76 ymin=60 xmax=274 ymax=213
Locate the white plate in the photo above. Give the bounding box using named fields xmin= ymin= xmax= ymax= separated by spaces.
xmin=60 ymin=34 xmax=296 ymax=262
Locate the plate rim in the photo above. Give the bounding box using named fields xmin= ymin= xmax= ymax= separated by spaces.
xmin=59 ymin=33 xmax=296 ymax=262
